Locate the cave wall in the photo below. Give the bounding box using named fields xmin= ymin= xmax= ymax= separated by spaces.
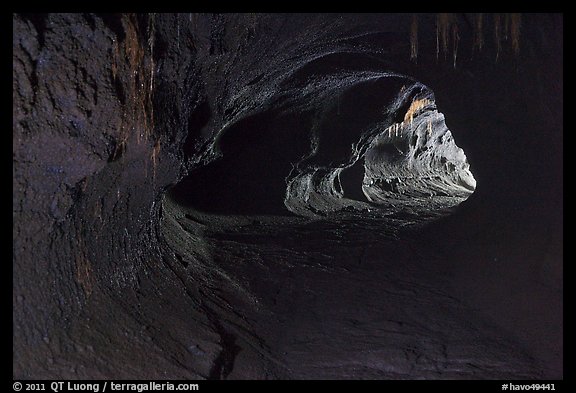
xmin=13 ymin=13 xmax=562 ymax=379
xmin=13 ymin=13 xmax=229 ymax=378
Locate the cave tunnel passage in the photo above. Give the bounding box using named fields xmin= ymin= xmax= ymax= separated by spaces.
xmin=168 ymin=111 xmax=314 ymax=215
xmin=12 ymin=12 xmax=562 ymax=380
xmin=160 ymin=67 xmax=558 ymax=379
xmin=169 ymin=77 xmax=414 ymax=217
xmin=169 ymin=76 xmax=475 ymax=219
xmin=338 ymin=159 xmax=370 ymax=202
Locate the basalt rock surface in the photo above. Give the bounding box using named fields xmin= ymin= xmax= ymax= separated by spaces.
xmin=13 ymin=13 xmax=562 ymax=379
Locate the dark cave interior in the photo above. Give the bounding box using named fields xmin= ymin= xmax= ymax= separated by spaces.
xmin=13 ymin=13 xmax=562 ymax=380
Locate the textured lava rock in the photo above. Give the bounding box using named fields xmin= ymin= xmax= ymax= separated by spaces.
xmin=13 ymin=13 xmax=562 ymax=379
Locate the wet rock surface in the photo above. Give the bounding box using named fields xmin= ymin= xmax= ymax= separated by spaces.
xmin=13 ymin=13 xmax=562 ymax=379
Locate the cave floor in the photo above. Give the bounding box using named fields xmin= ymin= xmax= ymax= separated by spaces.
xmin=170 ymin=206 xmax=544 ymax=379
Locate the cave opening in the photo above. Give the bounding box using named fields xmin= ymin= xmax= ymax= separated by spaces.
xmin=168 ymin=75 xmax=474 ymax=219
xmin=168 ymin=111 xmax=313 ymax=216
xmin=338 ymin=159 xmax=369 ymax=202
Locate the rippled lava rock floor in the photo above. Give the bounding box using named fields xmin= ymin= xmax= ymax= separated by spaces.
xmin=161 ymin=199 xmax=544 ymax=379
